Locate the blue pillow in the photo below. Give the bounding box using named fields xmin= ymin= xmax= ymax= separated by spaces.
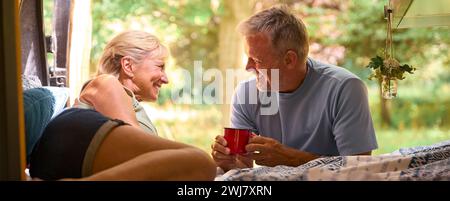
xmin=23 ymin=88 xmax=55 ymax=163
xmin=42 ymin=86 xmax=70 ymax=119
xmin=23 ymin=87 xmax=69 ymax=163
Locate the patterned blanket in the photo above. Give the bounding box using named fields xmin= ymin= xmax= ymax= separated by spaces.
xmin=215 ymin=140 xmax=450 ymax=181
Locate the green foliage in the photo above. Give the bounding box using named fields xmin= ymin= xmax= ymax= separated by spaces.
xmin=369 ymin=93 xmax=450 ymax=129
xmin=91 ymin=0 xmax=220 ymax=70
xmin=373 ymin=128 xmax=450 ymax=155
xmin=42 ymin=0 xmax=54 ymax=35
xmin=366 ymin=55 xmax=383 ymax=71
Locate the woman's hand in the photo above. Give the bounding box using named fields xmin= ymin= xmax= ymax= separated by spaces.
xmin=211 ymin=135 xmax=253 ymax=172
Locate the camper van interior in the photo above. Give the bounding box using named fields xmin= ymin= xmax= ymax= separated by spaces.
xmin=1 ymin=0 xmax=449 ymax=181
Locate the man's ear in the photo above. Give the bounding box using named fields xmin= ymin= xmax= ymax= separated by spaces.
xmin=120 ymin=56 xmax=134 ymax=78
xmin=284 ymin=50 xmax=298 ymax=70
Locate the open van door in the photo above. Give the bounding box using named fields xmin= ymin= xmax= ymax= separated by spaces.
xmin=0 ymin=0 xmax=26 ymax=180
xmin=21 ymin=0 xmax=70 ymax=88
xmin=1 ymin=0 xmax=72 ymax=180
xmin=391 ymin=0 xmax=450 ymax=29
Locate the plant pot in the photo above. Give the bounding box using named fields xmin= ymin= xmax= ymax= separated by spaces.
xmin=381 ymin=75 xmax=397 ymax=99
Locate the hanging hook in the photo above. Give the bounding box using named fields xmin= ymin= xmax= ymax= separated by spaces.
xmin=384 ymin=5 xmax=393 ymax=20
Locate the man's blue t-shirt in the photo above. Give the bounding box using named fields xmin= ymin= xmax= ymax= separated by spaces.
xmin=230 ymin=58 xmax=378 ymax=156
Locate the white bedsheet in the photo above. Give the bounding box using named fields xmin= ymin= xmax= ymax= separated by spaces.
xmin=215 ymin=140 xmax=450 ymax=181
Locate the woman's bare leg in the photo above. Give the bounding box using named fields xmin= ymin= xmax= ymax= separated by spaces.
xmin=84 ymin=125 xmax=217 ymax=180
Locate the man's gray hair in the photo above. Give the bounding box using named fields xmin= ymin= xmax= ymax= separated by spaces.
xmin=238 ymin=5 xmax=309 ymax=62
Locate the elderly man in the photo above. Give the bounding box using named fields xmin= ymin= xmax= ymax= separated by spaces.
xmin=211 ymin=5 xmax=377 ymax=172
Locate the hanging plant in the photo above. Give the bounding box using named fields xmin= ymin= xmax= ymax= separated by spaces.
xmin=366 ymin=54 xmax=416 ymax=81
xmin=365 ymin=5 xmax=416 ymax=99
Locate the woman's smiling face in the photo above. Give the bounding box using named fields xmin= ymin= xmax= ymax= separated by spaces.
xmin=131 ymin=55 xmax=169 ymax=102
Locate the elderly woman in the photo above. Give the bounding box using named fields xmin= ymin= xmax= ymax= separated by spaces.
xmin=29 ymin=31 xmax=216 ymax=180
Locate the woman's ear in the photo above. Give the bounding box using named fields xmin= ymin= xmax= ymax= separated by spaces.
xmin=120 ymin=56 xmax=134 ymax=78
xmin=284 ymin=50 xmax=298 ymax=70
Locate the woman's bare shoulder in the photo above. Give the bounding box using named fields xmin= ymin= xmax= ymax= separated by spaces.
xmin=83 ymin=75 xmax=124 ymax=93
xmin=78 ymin=75 xmax=139 ymax=127
xmin=89 ymin=74 xmax=121 ymax=88
xmin=80 ymin=75 xmax=126 ymax=103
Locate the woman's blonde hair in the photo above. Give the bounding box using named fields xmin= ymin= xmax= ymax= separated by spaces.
xmin=97 ymin=30 xmax=168 ymax=77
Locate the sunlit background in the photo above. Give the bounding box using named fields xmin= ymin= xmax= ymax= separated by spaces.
xmin=43 ymin=0 xmax=450 ymax=155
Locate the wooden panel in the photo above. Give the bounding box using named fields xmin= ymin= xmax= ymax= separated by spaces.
xmin=20 ymin=0 xmax=49 ymax=86
xmin=53 ymin=0 xmax=71 ymax=69
xmin=0 ymin=0 xmax=27 ymax=181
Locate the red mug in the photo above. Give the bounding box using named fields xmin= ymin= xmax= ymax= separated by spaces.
xmin=224 ymin=128 xmax=252 ymax=155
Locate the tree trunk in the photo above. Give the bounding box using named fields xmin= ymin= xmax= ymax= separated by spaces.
xmin=218 ymin=0 xmax=255 ymax=127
